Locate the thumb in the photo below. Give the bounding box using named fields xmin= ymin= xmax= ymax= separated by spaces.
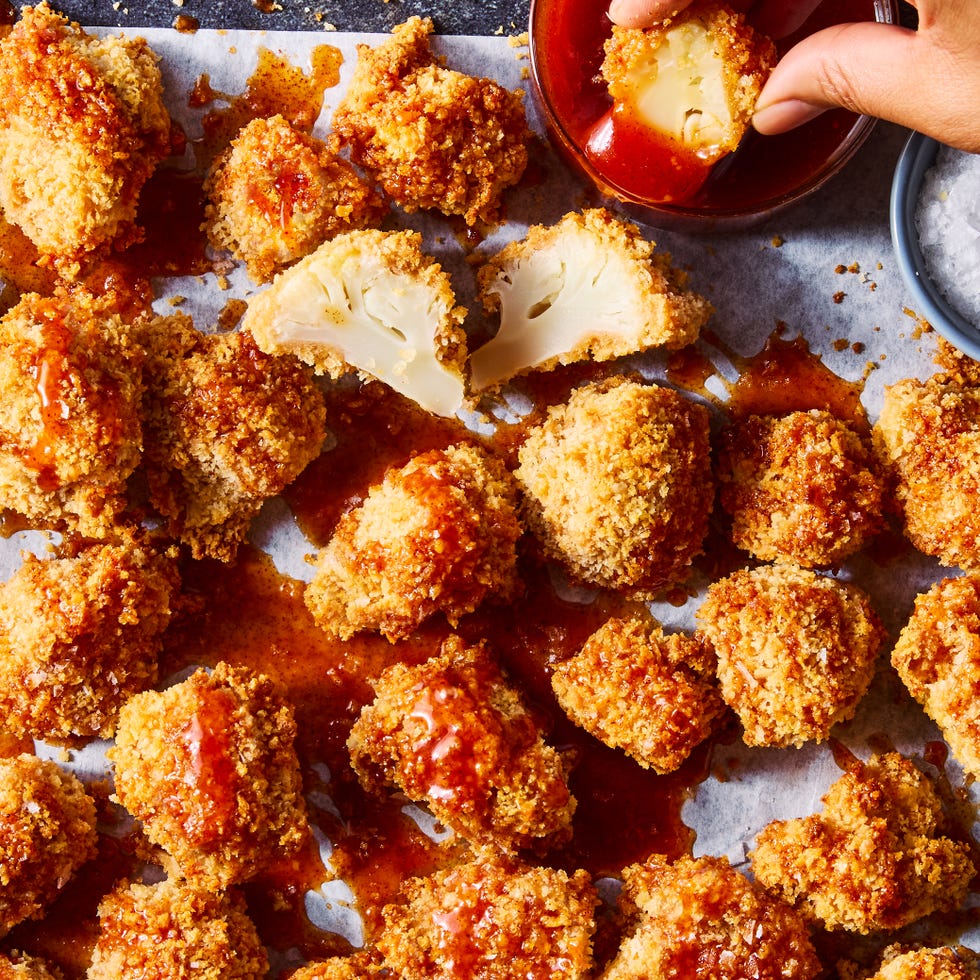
xmin=607 ymin=0 xmax=693 ymax=28
xmin=752 ymin=21 xmax=980 ymax=153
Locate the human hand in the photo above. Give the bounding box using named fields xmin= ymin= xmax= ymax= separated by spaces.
xmin=607 ymin=0 xmax=980 ymax=154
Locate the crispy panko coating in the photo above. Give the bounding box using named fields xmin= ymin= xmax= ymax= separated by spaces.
xmin=891 ymin=573 xmax=980 ymax=779
xmin=717 ymin=410 xmax=885 ymax=567
xmin=378 ymin=855 xmax=598 ymax=980
xmin=873 ymin=377 xmax=980 ymax=568
xmin=0 ymin=3 xmax=171 ymax=263
xmin=551 ymin=612 xmax=725 ymax=774
xmin=87 ymin=878 xmax=268 ymax=980
xmin=348 ymin=635 xmax=575 ymax=852
xmin=516 ymin=377 xmax=714 ymax=597
xmin=0 ymin=951 xmax=63 ymax=980
xmin=243 ymin=228 xmax=467 ymax=418
xmin=288 ymin=953 xmax=385 ymax=980
xmin=110 ymin=661 xmax=309 ymax=887
xmin=0 ymin=291 xmax=143 ymax=536
xmin=601 ymin=2 xmax=775 ymax=163
xmin=331 ymin=16 xmax=530 ymax=225
xmin=305 ymin=443 xmax=522 ymax=641
xmin=601 ymin=853 xmax=820 ymax=980
xmin=866 ymin=946 xmax=980 ymax=980
xmin=751 ymin=752 xmax=975 ymax=934
xmin=139 ymin=314 xmax=326 ymax=561
xmin=696 ymin=564 xmax=884 ymax=747
xmin=0 ymin=539 xmax=179 ymax=743
xmin=204 ymin=114 xmax=386 ymax=284
xmin=469 ymin=209 xmax=713 ymax=390
xmin=0 ymin=754 xmax=97 ymax=937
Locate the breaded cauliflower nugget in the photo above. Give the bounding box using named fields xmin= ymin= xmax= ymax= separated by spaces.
xmin=601 ymin=853 xmax=820 ymax=980
xmin=0 ymin=3 xmax=171 ymax=263
xmin=332 ymin=16 xmax=530 ymax=225
xmin=204 ymin=114 xmax=386 ymax=284
xmin=140 ymin=314 xmax=326 ymax=561
xmin=892 ymin=574 xmax=980 ymax=779
xmin=348 ymin=635 xmax=575 ymax=852
xmin=0 ymin=951 xmax=63 ymax=980
xmin=110 ymin=662 xmax=309 ymax=887
xmin=377 ymin=855 xmax=598 ymax=980
xmin=696 ymin=564 xmax=884 ymax=747
xmin=287 ymin=953 xmax=385 ymax=980
xmin=873 ymin=377 xmax=980 ymax=568
xmin=243 ymin=228 xmax=467 ymax=418
xmin=88 ymin=878 xmax=268 ymax=980
xmin=601 ymin=2 xmax=775 ymax=164
xmin=717 ymin=410 xmax=885 ymax=567
xmin=0 ymin=539 xmax=179 ymax=743
xmin=305 ymin=444 xmax=522 ymax=641
xmin=0 ymin=291 xmax=143 ymax=536
xmin=516 ymin=377 xmax=714 ymax=597
xmin=866 ymin=946 xmax=980 ymax=980
xmin=751 ymin=752 xmax=975 ymax=933
xmin=469 ymin=209 xmax=713 ymax=390
xmin=551 ymin=612 xmax=725 ymax=773
xmin=0 ymin=754 xmax=97 ymax=937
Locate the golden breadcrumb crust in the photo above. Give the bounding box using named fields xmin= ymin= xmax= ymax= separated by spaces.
xmin=551 ymin=612 xmax=725 ymax=773
xmin=204 ymin=114 xmax=386 ymax=284
xmin=866 ymin=945 xmax=980 ymax=980
xmin=378 ymin=855 xmax=598 ymax=980
xmin=87 ymin=878 xmax=268 ymax=980
xmin=601 ymin=2 xmax=775 ymax=160
xmin=139 ymin=314 xmax=326 ymax=561
xmin=110 ymin=662 xmax=309 ymax=887
xmin=0 ymin=539 xmax=179 ymax=743
xmin=892 ymin=573 xmax=980 ymax=779
xmin=751 ymin=753 xmax=975 ymax=933
xmin=331 ymin=16 xmax=530 ymax=225
xmin=696 ymin=564 xmax=884 ymax=747
xmin=873 ymin=377 xmax=980 ymax=568
xmin=717 ymin=410 xmax=885 ymax=567
xmin=348 ymin=635 xmax=575 ymax=853
xmin=305 ymin=443 xmax=522 ymax=641
xmin=0 ymin=754 xmax=97 ymax=937
xmin=516 ymin=377 xmax=714 ymax=597
xmin=471 ymin=208 xmax=712 ymax=389
xmin=0 ymin=951 xmax=63 ymax=980
xmin=287 ymin=952 xmax=385 ymax=980
xmin=601 ymin=853 xmax=820 ymax=980
xmin=0 ymin=290 xmax=143 ymax=536
xmin=0 ymin=3 xmax=171 ymax=263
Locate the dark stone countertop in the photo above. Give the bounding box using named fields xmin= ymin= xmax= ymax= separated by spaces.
xmin=52 ymin=0 xmax=532 ymax=35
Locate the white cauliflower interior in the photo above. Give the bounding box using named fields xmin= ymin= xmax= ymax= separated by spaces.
xmin=469 ymin=209 xmax=711 ymax=390
xmin=243 ymin=229 xmax=467 ymax=418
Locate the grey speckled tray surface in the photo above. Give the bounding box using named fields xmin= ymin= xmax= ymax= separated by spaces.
xmin=52 ymin=0 xmax=532 ymax=35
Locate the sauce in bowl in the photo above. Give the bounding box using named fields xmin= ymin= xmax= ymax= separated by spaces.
xmin=530 ymin=0 xmax=896 ymax=225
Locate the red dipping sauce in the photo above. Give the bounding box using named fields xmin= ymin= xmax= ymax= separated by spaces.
xmin=530 ymin=0 xmax=897 ymax=228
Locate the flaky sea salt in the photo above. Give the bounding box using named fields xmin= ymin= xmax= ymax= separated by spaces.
xmin=914 ymin=145 xmax=980 ymax=325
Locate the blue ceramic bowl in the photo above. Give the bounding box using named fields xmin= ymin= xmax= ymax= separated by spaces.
xmin=890 ymin=131 xmax=980 ymax=359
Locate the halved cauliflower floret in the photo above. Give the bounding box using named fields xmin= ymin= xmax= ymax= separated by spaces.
xmin=243 ymin=228 xmax=467 ymax=417
xmin=601 ymin=1 xmax=776 ymax=163
xmin=469 ymin=209 xmax=712 ymax=390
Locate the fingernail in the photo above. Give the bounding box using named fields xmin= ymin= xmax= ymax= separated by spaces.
xmin=752 ymin=99 xmax=826 ymax=135
xmin=608 ymin=0 xmax=626 ymax=22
